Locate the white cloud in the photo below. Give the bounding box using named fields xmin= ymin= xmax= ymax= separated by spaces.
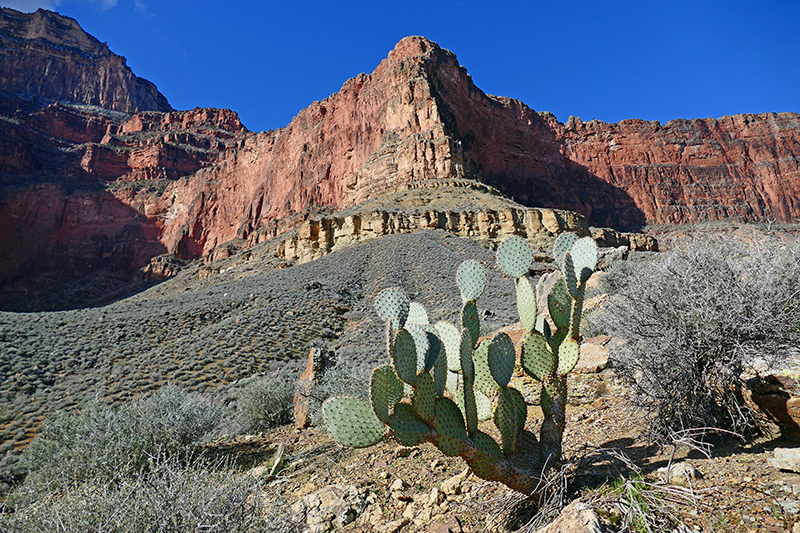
xmin=97 ymin=0 xmax=116 ymax=10
xmin=1 ymin=0 xmax=62 ymax=11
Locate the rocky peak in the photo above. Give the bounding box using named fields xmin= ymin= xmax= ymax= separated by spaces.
xmin=0 ymin=7 xmax=171 ymax=113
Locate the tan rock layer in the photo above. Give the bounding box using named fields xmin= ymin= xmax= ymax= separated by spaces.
xmin=270 ymin=207 xmax=655 ymax=265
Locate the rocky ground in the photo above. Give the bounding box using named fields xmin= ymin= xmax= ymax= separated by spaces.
xmin=211 ymin=369 xmax=800 ymax=533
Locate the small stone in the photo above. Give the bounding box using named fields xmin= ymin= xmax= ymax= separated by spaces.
xmin=769 ymin=448 xmax=800 ymax=473
xmin=426 ymin=516 xmax=462 ymax=532
xmin=534 ymin=500 xmax=603 ymax=533
xmin=396 ymin=447 xmax=414 ymax=458
xmin=376 ymin=518 xmax=410 ymax=533
xmin=656 ymin=462 xmax=703 ymax=485
xmin=792 ymin=521 xmax=800 ymax=533
xmin=429 ymin=487 xmax=444 ymax=507
xmin=391 ymin=479 xmax=407 ymax=492
xmin=440 ymin=468 xmax=469 ymax=495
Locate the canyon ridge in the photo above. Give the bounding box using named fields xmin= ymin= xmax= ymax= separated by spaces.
xmin=1 ymin=7 xmax=798 ymax=311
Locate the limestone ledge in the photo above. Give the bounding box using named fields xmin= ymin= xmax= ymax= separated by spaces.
xmin=273 ymin=207 xmax=657 ymax=265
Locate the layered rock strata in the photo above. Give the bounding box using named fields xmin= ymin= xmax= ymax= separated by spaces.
xmin=1 ymin=13 xmax=798 ymax=308
xmin=0 ymin=8 xmax=171 ymax=113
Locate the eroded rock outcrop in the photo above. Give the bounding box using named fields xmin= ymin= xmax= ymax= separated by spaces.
xmin=0 ymin=8 xmax=171 ymax=113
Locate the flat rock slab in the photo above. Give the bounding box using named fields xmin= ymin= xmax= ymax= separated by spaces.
xmin=770 ymin=448 xmax=800 ymax=473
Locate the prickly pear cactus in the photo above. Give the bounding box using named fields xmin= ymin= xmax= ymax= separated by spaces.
xmin=322 ymin=233 xmax=597 ymax=496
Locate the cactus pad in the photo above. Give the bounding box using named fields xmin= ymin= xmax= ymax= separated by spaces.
xmin=460 ymin=379 xmax=478 ymax=436
xmin=507 ymin=386 xmax=527 ymax=433
xmin=487 ymin=333 xmax=515 ymax=388
xmin=389 ymin=403 xmax=431 ymax=447
xmin=570 ymin=237 xmax=598 ymax=283
xmin=323 ymin=396 xmax=386 ymax=448
xmin=413 ymin=372 xmax=436 ymax=423
xmin=547 ymin=277 xmax=570 ymax=330
xmin=496 ymin=235 xmax=534 ymax=278
xmin=462 ymin=301 xmax=480 ymax=347
xmin=375 ymin=287 xmax=410 ymax=331
xmin=407 ymin=301 xmax=430 ymax=325
xmin=435 ymin=321 xmax=462 ymax=372
xmin=557 ymin=338 xmax=581 ymax=376
xmin=391 ymin=329 xmax=418 ymax=386
xmin=475 ymin=390 xmax=493 ymax=420
xmin=371 ymin=365 xmax=404 ymax=424
xmin=459 ymin=327 xmax=475 ymax=381
xmin=456 ymin=259 xmax=487 ymax=303
xmin=405 ymin=323 xmax=429 ymax=373
xmin=433 ymin=338 xmax=448 ymax=397
xmin=563 ymin=253 xmax=580 ymax=299
xmin=446 ymin=370 xmax=460 ymax=396
xmin=473 ymin=338 xmax=500 ymax=397
xmin=435 ymin=398 xmax=468 ymax=456
xmin=521 ymin=331 xmax=554 ymax=381
xmin=494 ymin=388 xmax=519 ymax=453
xmin=515 ymin=276 xmax=538 ymax=333
xmin=423 ymin=325 xmax=443 ymax=373
xmin=471 ymin=431 xmax=504 ymax=480
xmin=553 ymin=232 xmax=578 ymax=272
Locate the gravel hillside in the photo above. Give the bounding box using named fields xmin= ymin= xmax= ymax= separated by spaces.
xmin=0 ymin=230 xmax=553 ymax=483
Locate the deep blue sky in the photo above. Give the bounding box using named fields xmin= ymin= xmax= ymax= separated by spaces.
xmin=4 ymin=0 xmax=799 ymax=133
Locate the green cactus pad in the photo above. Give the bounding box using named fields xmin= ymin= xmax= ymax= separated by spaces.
xmin=507 ymin=386 xmax=527 ymax=433
xmin=487 ymin=333 xmax=516 ymax=388
xmin=389 ymin=403 xmax=431 ymax=447
xmin=461 ymin=378 xmax=478 ymax=436
xmin=459 ymin=327 xmax=475 ymax=382
xmin=540 ymin=382 xmax=556 ymax=417
xmin=407 ymin=301 xmax=430 ymax=325
xmin=456 ymin=259 xmax=487 ymax=303
xmin=371 ymin=365 xmax=404 ymax=424
xmin=473 ymin=431 xmax=503 ymax=460
xmin=563 ymin=253 xmax=580 ymax=299
xmin=570 ymin=236 xmax=598 ymax=283
xmin=521 ymin=331 xmax=554 ymax=381
xmin=475 ymin=389 xmax=493 ymax=420
xmin=547 ymin=277 xmax=571 ymax=330
xmin=405 ymin=323 xmax=429 ymax=373
xmin=515 ymin=276 xmax=538 ymax=333
xmin=412 ymin=372 xmax=436 ymax=423
xmin=435 ymin=321 xmax=462 ymax=372
xmin=375 ymin=287 xmax=410 ymax=331
xmin=446 ymin=370 xmax=460 ymax=395
xmin=435 ymin=398 xmax=468 ymax=457
xmin=536 ymin=314 xmax=550 ymax=340
xmin=548 ymin=328 xmax=568 ymax=356
xmin=471 ymin=432 xmax=504 ymax=480
xmin=494 ymin=388 xmax=519 ymax=453
xmin=391 ymin=329 xmax=418 ymax=386
xmin=553 ymin=232 xmax=579 ymax=272
xmin=433 ymin=337 xmax=448 ymax=397
xmin=472 ymin=338 xmax=500 ymax=397
xmin=323 ymin=396 xmax=386 ymax=448
xmin=496 ymin=235 xmax=534 ymax=278
xmin=557 ymin=338 xmax=581 ymax=376
xmin=462 ymin=301 xmax=480 ymax=347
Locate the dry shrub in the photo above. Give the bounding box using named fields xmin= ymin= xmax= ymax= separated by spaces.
xmin=594 ymin=233 xmax=800 ymax=440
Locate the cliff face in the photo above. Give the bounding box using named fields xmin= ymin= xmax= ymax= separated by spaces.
xmin=0 ymin=8 xmax=171 ymax=113
xmin=1 ymin=18 xmax=799 ymax=309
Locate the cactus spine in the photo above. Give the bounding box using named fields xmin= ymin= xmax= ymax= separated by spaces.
xmin=322 ymin=234 xmax=597 ymax=496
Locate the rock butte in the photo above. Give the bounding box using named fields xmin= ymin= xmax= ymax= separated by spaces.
xmin=1 ymin=9 xmax=799 ymax=308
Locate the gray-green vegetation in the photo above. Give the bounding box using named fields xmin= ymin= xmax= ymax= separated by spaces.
xmin=323 ymin=234 xmax=597 ymax=496
xmin=593 ymin=234 xmax=800 ymax=440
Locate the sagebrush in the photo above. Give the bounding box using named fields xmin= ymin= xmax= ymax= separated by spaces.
xmin=594 ymin=234 xmax=800 ymax=440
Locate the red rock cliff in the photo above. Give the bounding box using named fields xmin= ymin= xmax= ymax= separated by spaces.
xmin=1 ymin=28 xmax=799 ymax=309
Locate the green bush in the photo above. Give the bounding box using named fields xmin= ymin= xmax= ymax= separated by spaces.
xmin=594 ymin=235 xmax=800 ymax=440
xmin=23 ymin=384 xmax=225 ymax=486
xmin=237 ymin=374 xmax=295 ymax=432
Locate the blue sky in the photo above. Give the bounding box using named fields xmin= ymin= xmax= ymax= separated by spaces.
xmin=3 ymin=0 xmax=799 ymax=133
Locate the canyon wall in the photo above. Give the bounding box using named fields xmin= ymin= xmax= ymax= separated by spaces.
xmin=0 ymin=11 xmax=798 ymax=308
